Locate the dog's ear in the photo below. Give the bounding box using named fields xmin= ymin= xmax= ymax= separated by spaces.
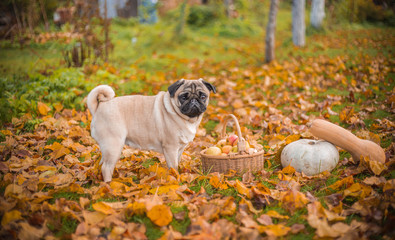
xmin=168 ymin=79 xmax=185 ymax=98
xmin=199 ymin=78 xmax=216 ymax=94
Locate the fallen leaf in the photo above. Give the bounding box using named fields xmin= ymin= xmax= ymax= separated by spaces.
xmin=37 ymin=102 xmax=51 ymax=116
xmin=92 ymin=202 xmax=115 ymax=215
xmin=147 ymin=204 xmax=172 ymax=226
xmin=1 ymin=210 xmax=23 ymax=226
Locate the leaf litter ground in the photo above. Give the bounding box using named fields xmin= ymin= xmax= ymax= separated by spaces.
xmin=0 ymin=28 xmax=394 ymax=240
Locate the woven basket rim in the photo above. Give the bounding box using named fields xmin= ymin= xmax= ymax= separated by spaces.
xmin=200 ymin=148 xmax=265 ymax=160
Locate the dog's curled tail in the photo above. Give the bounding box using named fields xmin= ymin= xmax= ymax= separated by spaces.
xmin=87 ymin=85 xmax=115 ymax=115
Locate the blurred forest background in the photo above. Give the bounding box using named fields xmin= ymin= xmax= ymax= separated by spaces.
xmin=0 ymin=0 xmax=394 ymax=124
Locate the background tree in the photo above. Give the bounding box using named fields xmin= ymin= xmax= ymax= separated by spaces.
xmin=311 ymin=0 xmax=325 ymax=28
xmin=292 ymin=0 xmax=305 ymax=47
xmin=265 ymin=0 xmax=279 ymax=63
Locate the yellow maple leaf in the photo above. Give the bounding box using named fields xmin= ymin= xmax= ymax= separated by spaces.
xmin=147 ymin=204 xmax=173 ymax=227
xmin=1 ymin=210 xmax=22 ymax=226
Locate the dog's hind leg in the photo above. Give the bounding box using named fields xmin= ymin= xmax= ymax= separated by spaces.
xmin=99 ymin=138 xmax=124 ymax=182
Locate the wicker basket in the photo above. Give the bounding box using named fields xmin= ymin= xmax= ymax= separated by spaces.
xmin=200 ymin=114 xmax=265 ymax=174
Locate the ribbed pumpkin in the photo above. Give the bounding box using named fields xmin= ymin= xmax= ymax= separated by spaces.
xmin=281 ymin=139 xmax=339 ymax=176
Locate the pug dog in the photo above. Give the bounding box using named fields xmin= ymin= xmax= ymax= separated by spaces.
xmin=87 ymin=78 xmax=216 ymax=182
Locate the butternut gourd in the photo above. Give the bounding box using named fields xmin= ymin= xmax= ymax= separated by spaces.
xmin=309 ymin=119 xmax=385 ymax=163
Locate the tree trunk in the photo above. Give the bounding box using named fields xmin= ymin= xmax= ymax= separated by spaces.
xmin=174 ymin=0 xmax=187 ymax=37
xmin=292 ymin=0 xmax=305 ymax=47
xmin=224 ymin=0 xmax=235 ymax=18
xmin=265 ymin=0 xmax=279 ymax=63
xmin=310 ymin=0 xmax=325 ymax=28
xmin=38 ymin=0 xmax=49 ymax=31
xmin=104 ymin=0 xmax=109 ymax=62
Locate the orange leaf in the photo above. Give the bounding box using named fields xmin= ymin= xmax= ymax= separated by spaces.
xmin=83 ymin=211 xmax=106 ymax=225
xmin=209 ymin=175 xmax=221 ymax=188
xmin=92 ymin=202 xmax=115 ymax=215
xmin=147 ymin=205 xmax=172 ymax=227
xmin=327 ymin=176 xmax=354 ymax=191
xmin=235 ymin=180 xmax=252 ymax=198
xmin=220 ymin=197 xmax=237 ymax=216
xmin=285 ymin=134 xmax=301 ymax=144
xmin=259 ymin=224 xmax=291 ymax=237
xmin=45 ymin=142 xmax=70 ymax=159
xmin=343 ymin=183 xmax=372 ymax=199
xmin=240 ymin=197 xmax=262 ymax=215
xmin=265 ymin=210 xmax=290 ymax=219
xmin=148 ymin=185 xmax=180 ymax=195
xmin=37 ymin=102 xmax=51 ymax=116
xmin=281 ymin=190 xmax=309 ymax=213
xmin=282 ymin=165 xmax=296 ymax=175
xmin=34 ymin=165 xmax=57 ymax=172
xmin=127 ymin=201 xmax=146 ymax=215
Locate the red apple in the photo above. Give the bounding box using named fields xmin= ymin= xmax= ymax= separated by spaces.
xmin=228 ymin=135 xmax=239 ymax=145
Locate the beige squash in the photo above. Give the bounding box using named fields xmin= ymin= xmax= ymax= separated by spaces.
xmin=309 ymin=119 xmax=385 ymax=163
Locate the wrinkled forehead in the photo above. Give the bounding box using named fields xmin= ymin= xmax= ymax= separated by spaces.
xmin=178 ymin=80 xmax=208 ymax=94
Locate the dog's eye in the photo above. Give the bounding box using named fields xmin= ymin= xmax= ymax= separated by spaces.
xmin=181 ymin=94 xmax=189 ymax=101
xmin=200 ymin=93 xmax=207 ymax=100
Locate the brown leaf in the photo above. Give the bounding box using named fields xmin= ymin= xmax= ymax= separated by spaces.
xmin=256 ymin=214 xmax=272 ymax=226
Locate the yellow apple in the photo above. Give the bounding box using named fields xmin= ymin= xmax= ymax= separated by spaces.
xmin=217 ymin=139 xmax=227 ymax=148
xmin=231 ymin=146 xmax=238 ymax=153
xmin=206 ymin=146 xmax=222 ymax=156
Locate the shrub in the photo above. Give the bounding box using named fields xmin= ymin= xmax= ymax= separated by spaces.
xmin=0 ymin=68 xmax=91 ymax=124
xmin=339 ymin=0 xmax=395 ymax=25
xmin=187 ymin=5 xmax=217 ymax=27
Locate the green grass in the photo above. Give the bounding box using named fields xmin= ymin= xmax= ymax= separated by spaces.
xmin=128 ymin=215 xmax=164 ymax=240
xmin=47 ymin=216 xmax=78 ymax=237
xmin=49 ymin=192 xmax=88 ymax=204
xmin=142 ymin=158 xmax=160 ymax=168
xmin=204 ymin=120 xmax=219 ymax=135
xmin=170 ymin=205 xmax=191 ymax=235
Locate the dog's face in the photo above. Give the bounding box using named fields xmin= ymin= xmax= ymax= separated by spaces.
xmin=168 ymin=78 xmax=216 ymax=118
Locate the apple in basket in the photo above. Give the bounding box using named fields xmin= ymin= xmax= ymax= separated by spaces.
xmin=206 ymin=135 xmax=257 ymax=156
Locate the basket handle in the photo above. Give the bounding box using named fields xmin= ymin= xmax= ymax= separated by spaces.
xmin=220 ymin=114 xmax=246 ymax=152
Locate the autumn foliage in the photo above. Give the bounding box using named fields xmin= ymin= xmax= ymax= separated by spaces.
xmin=0 ymin=28 xmax=394 ymax=239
